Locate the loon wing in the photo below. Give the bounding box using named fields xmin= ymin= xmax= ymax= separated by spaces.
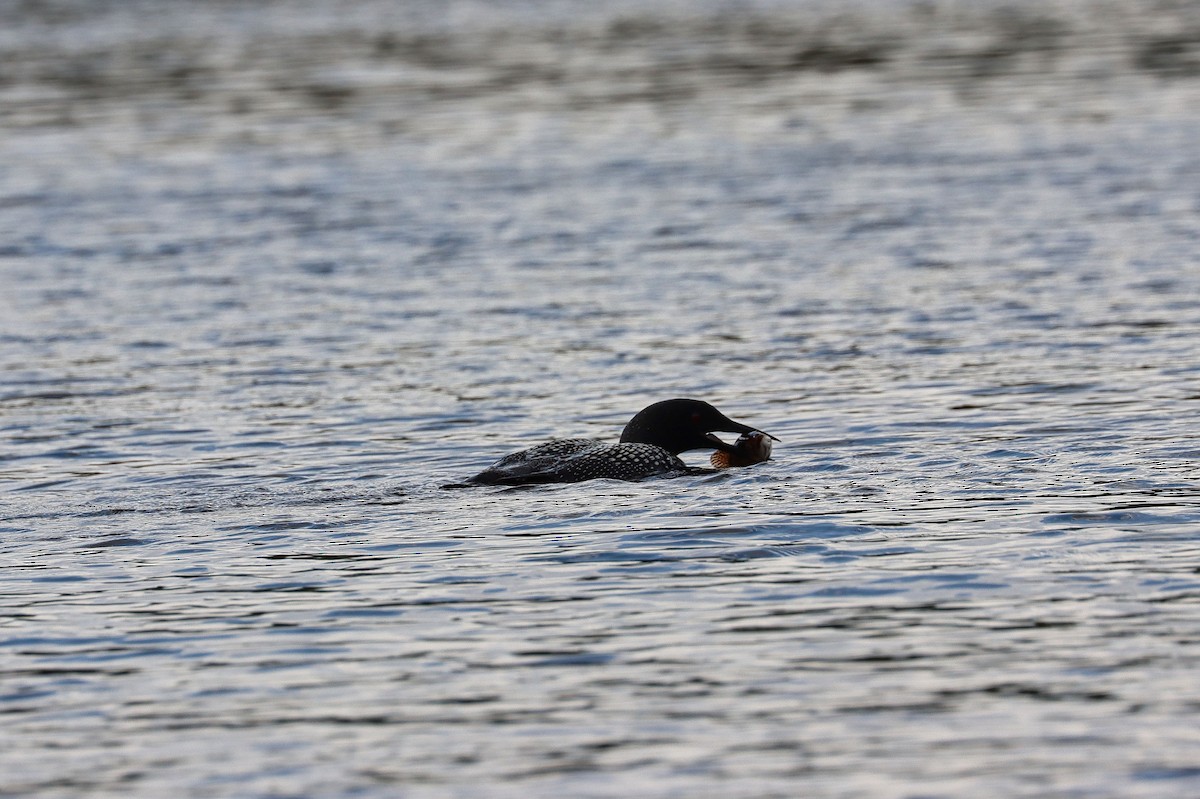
xmin=470 ymin=441 xmax=686 ymax=485
xmin=548 ymin=443 xmax=687 ymax=483
xmin=469 ymin=438 xmax=599 ymax=485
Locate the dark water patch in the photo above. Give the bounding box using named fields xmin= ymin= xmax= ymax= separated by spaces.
xmin=937 ymin=682 xmax=1118 ymax=703
xmin=521 ymin=652 xmax=615 ymax=667
xmin=1041 ymin=510 xmax=1193 ymax=527
xmin=321 ymin=607 xmax=405 ymax=619
xmin=718 ymin=545 xmax=826 ymax=562
xmin=1135 ymin=765 xmax=1200 ymax=781
xmin=77 ymin=536 xmax=147 ymax=548
xmin=806 ymin=585 xmax=905 ymax=598
xmin=1135 ymin=36 xmax=1200 ymax=77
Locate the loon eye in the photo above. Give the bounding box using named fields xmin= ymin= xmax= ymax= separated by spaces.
xmin=691 ymin=411 xmax=702 ymax=425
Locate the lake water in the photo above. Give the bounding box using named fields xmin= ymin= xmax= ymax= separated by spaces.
xmin=3 ymin=1 xmax=1200 ymax=797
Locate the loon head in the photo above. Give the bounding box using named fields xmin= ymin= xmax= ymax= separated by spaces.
xmin=618 ymin=398 xmax=776 ymax=455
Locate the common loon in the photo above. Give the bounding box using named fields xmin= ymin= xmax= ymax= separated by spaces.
xmin=469 ymin=398 xmax=775 ymax=485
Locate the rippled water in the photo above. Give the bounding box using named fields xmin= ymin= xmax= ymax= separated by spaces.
xmin=3 ymin=1 xmax=1200 ymax=797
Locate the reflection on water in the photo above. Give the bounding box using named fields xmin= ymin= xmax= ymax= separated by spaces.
xmin=2 ymin=0 xmax=1200 ymax=797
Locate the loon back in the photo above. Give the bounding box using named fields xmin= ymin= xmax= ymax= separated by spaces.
xmin=469 ymin=440 xmax=687 ymax=485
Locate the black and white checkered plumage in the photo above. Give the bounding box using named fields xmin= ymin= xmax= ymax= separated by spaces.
xmin=470 ymin=438 xmax=688 ymax=485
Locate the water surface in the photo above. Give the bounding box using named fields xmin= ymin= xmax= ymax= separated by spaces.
xmin=3 ymin=1 xmax=1200 ymax=797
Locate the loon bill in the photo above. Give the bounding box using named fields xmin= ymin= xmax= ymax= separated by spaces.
xmin=469 ymin=398 xmax=777 ymax=486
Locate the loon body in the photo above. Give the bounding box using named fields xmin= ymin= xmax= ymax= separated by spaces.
xmin=469 ymin=398 xmax=775 ymax=486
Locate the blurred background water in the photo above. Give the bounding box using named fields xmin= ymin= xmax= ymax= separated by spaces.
xmin=2 ymin=1 xmax=1200 ymax=797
